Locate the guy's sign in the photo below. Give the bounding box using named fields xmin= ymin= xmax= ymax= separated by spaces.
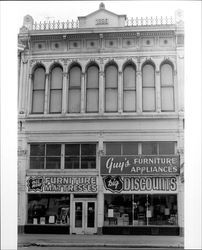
xmin=101 ymin=156 xmax=180 ymax=176
xmin=26 ymin=176 xmax=98 ymax=193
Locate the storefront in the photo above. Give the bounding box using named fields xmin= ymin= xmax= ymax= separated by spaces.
xmin=25 ymin=175 xmax=98 ymax=234
xmin=101 ymin=155 xmax=180 ymax=235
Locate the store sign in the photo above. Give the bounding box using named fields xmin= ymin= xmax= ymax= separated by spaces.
xmin=101 ymin=156 xmax=180 ymax=176
xmin=26 ymin=176 xmax=98 ymax=193
xmin=103 ymin=176 xmax=177 ymax=193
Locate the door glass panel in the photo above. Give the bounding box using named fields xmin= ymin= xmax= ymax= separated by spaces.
xmin=87 ymin=202 xmax=95 ymax=228
xmin=75 ymin=202 xmax=83 ymax=228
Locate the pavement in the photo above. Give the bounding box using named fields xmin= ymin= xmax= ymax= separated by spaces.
xmin=18 ymin=234 xmax=184 ymax=248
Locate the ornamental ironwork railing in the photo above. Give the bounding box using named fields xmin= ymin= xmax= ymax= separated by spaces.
xmin=125 ymin=16 xmax=175 ymax=26
xmin=31 ymin=16 xmax=175 ymax=31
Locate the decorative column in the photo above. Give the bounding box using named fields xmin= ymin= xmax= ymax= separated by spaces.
xmin=136 ymin=70 xmax=142 ymax=113
xmin=118 ymin=71 xmax=122 ymax=113
xmin=81 ymin=72 xmax=85 ymax=113
xmin=155 ymin=70 xmax=161 ymax=112
xmin=62 ymin=72 xmax=68 ymax=114
xmin=18 ymin=56 xmax=24 ymax=111
xmin=99 ymin=70 xmax=104 ymax=114
xmin=174 ymin=69 xmax=178 ymax=112
xmin=44 ymin=73 xmax=49 ymax=114
xmin=27 ymin=73 xmax=33 ymax=114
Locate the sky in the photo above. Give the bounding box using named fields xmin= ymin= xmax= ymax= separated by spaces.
xmin=3 ymin=1 xmax=188 ymax=29
xmin=1 ymin=1 xmax=202 ymax=249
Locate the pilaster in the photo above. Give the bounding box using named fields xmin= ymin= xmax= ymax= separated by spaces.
xmin=156 ymin=70 xmax=161 ymax=112
xmin=118 ymin=71 xmax=123 ymax=113
xmin=44 ymin=73 xmax=49 ymax=114
xmin=81 ymin=72 xmax=85 ymax=113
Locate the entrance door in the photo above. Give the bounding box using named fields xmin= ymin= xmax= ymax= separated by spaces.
xmin=72 ymin=199 xmax=97 ymax=234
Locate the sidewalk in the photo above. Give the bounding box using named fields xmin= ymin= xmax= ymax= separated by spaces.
xmin=18 ymin=234 xmax=184 ymax=248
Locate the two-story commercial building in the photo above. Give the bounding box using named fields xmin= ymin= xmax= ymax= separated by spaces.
xmin=18 ymin=3 xmax=184 ymax=235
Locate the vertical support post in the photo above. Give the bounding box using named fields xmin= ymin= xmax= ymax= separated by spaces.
xmin=156 ymin=70 xmax=161 ymax=112
xmin=62 ymin=72 xmax=68 ymax=114
xmin=118 ymin=71 xmax=122 ymax=113
xmin=136 ymin=71 xmax=142 ymax=113
xmin=99 ymin=70 xmax=104 ymax=114
xmin=27 ymin=73 xmax=32 ymax=114
xmin=44 ymin=73 xmax=49 ymax=114
xmin=81 ymin=72 xmax=85 ymax=113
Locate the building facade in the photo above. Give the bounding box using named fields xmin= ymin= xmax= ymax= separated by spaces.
xmin=18 ymin=3 xmax=184 ymax=235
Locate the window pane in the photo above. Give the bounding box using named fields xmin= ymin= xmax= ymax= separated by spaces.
xmin=142 ymin=64 xmax=155 ymax=87
xmin=32 ymin=90 xmax=45 ymax=113
xmin=30 ymin=144 xmax=45 ymax=156
xmin=86 ymin=89 xmax=99 ymax=112
xmin=123 ymin=65 xmax=136 ymax=89
xmin=149 ymin=195 xmax=177 ymax=226
xmin=65 ymin=157 xmax=79 ymax=169
xmin=87 ymin=66 xmax=99 ymax=88
xmin=142 ymin=142 xmax=157 ymax=155
xmin=30 ymin=157 xmax=44 ymax=169
xmin=46 ymin=144 xmax=61 ymax=156
xmin=33 ymin=68 xmax=45 ymax=90
xmin=68 ymin=89 xmax=81 ymax=113
xmin=50 ymin=90 xmax=62 ymax=113
xmin=87 ymin=202 xmax=95 ymax=227
xmin=143 ymin=88 xmax=155 ymax=111
xmin=69 ymin=66 xmax=81 ymax=87
xmin=81 ymin=156 xmax=96 ymax=169
xmin=161 ymin=64 xmax=173 ymax=86
xmin=133 ymin=195 xmax=147 ymax=224
xmin=122 ymin=143 xmax=138 ymax=155
xmin=106 ymin=143 xmax=121 ymax=155
xmin=106 ymin=65 xmax=118 ymax=88
xmin=104 ymin=194 xmax=132 ymax=226
xmin=161 ymin=87 xmax=174 ymax=111
xmin=46 ymin=157 xmax=60 ymax=169
xmin=51 ymin=67 xmax=63 ymax=89
xmin=159 ymin=142 xmax=175 ymax=155
xmin=105 ymin=89 xmax=118 ymax=112
xmin=123 ymin=91 xmax=136 ymax=112
xmin=65 ymin=144 xmax=80 ymax=155
xmin=81 ymin=144 xmax=96 ymax=155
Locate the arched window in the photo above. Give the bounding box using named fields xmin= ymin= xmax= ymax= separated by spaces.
xmin=142 ymin=64 xmax=155 ymax=111
xmin=161 ymin=63 xmax=174 ymax=111
xmin=105 ymin=64 xmax=118 ymax=112
xmin=50 ymin=66 xmax=63 ymax=113
xmin=68 ymin=65 xmax=81 ymax=113
xmin=32 ymin=66 xmax=45 ymax=113
xmin=86 ymin=65 xmax=99 ymax=112
xmin=123 ymin=64 xmax=136 ymax=112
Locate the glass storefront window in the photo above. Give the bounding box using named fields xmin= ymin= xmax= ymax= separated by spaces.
xmin=28 ymin=194 xmax=70 ymax=225
xmin=104 ymin=194 xmax=132 ymax=226
xmin=104 ymin=194 xmax=178 ymax=227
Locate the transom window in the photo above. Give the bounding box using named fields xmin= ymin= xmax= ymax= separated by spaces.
xmin=30 ymin=144 xmax=61 ymax=169
xmin=105 ymin=142 xmax=175 ymax=155
xmin=65 ymin=144 xmax=96 ymax=169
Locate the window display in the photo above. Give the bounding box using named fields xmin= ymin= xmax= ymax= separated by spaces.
xmin=28 ymin=194 xmax=70 ymax=225
xmin=104 ymin=194 xmax=177 ymax=226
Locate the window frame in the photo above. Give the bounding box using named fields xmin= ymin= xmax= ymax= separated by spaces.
xmin=105 ymin=64 xmax=118 ymax=112
xmin=123 ymin=64 xmax=136 ymax=112
xmin=68 ymin=65 xmax=82 ymax=113
xmin=160 ymin=63 xmax=175 ymax=112
xmin=142 ymin=63 xmax=156 ymax=112
xmin=86 ymin=65 xmax=99 ymax=113
xmin=49 ymin=66 xmax=63 ymax=114
xmin=64 ymin=143 xmax=97 ymax=169
xmin=31 ymin=67 xmax=46 ymax=114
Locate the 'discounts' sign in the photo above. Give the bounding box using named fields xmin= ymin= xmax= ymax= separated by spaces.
xmin=101 ymin=156 xmax=180 ymax=176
